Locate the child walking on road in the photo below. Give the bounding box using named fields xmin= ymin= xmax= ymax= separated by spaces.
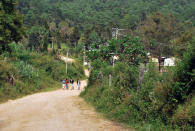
xmin=62 ymin=79 xmax=66 ymax=90
xmin=70 ymin=79 xmax=74 ymax=90
xmin=77 ymin=79 xmax=81 ymax=90
xmin=65 ymin=78 xmax=69 ymax=89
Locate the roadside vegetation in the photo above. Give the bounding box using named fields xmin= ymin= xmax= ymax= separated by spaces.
xmin=81 ymin=35 xmax=195 ymax=130
xmin=0 ymin=43 xmax=85 ymax=103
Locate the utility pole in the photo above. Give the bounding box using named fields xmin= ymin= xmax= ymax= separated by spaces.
xmin=112 ymin=56 xmax=115 ymax=67
xmin=66 ymin=50 xmax=69 ymax=74
xmin=83 ymin=46 xmax=86 ymax=65
xmin=109 ymin=53 xmax=115 ymax=68
xmin=115 ymin=28 xmax=118 ymax=39
xmin=109 ymin=74 xmax=112 ymax=87
xmin=109 ymin=28 xmax=125 ymax=88
xmin=52 ymin=37 xmax=54 ymax=49
xmin=112 ymin=28 xmax=125 ymax=40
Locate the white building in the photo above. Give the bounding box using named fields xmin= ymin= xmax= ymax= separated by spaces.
xmin=164 ymin=57 xmax=176 ymax=67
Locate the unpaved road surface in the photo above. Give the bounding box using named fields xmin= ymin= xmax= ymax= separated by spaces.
xmin=0 ymin=69 xmax=129 ymax=131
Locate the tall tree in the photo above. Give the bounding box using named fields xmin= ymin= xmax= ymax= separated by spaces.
xmin=58 ymin=21 xmax=73 ymax=45
xmin=0 ymin=0 xmax=25 ymax=51
xmin=70 ymin=27 xmax=81 ymax=47
xmin=138 ymin=12 xmax=179 ymax=71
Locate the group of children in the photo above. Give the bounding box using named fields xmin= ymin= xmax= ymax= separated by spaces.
xmin=62 ymin=78 xmax=81 ymax=90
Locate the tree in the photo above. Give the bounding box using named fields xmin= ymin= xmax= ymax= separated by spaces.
xmin=88 ymin=30 xmax=102 ymax=49
xmin=120 ymin=14 xmax=139 ymax=30
xmin=102 ymin=35 xmax=146 ymax=66
xmin=38 ymin=26 xmax=49 ymax=52
xmin=0 ymin=0 xmax=25 ymax=51
xmin=48 ymin=21 xmax=57 ymax=50
xmin=28 ymin=25 xmax=49 ymax=52
xmin=58 ymin=21 xmax=73 ymax=45
xmin=172 ymin=22 xmax=195 ymax=57
xmin=87 ymin=35 xmax=146 ymax=66
xmin=138 ymin=12 xmax=178 ymax=71
xmin=172 ymin=38 xmax=195 ymax=103
xmin=70 ymin=27 xmax=81 ymax=47
xmin=28 ymin=26 xmax=40 ymax=51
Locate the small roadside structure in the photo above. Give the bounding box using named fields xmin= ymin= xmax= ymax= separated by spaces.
xmin=164 ymin=57 xmax=176 ymax=67
xmin=150 ymin=57 xmax=176 ymax=67
xmin=151 ymin=57 xmax=158 ymax=63
xmin=113 ymin=56 xmax=119 ymax=60
xmin=83 ymin=61 xmax=88 ymax=66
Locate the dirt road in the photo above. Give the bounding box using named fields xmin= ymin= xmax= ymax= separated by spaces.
xmin=59 ymin=56 xmax=76 ymax=63
xmin=0 ymin=69 xmax=129 ymax=131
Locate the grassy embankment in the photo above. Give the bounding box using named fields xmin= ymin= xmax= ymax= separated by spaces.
xmin=81 ymin=41 xmax=195 ymax=130
xmin=0 ymin=43 xmax=85 ymax=103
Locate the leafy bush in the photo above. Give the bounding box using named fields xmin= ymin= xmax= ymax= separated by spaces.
xmin=171 ymin=97 xmax=195 ymax=130
xmin=171 ymin=40 xmax=195 ymax=104
xmin=8 ymin=43 xmax=31 ymax=61
xmin=15 ymin=61 xmax=39 ymax=81
xmin=0 ymin=60 xmax=18 ymax=87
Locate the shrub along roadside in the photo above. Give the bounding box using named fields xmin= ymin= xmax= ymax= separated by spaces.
xmin=81 ymin=40 xmax=195 ymax=130
xmin=0 ymin=43 xmax=85 ymax=103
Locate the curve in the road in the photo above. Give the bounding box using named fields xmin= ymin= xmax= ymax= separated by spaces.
xmin=0 ymin=64 xmax=130 ymax=131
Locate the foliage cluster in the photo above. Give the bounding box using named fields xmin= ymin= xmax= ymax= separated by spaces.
xmin=87 ymin=35 xmax=146 ymax=66
xmin=15 ymin=0 xmax=195 ymax=54
xmin=0 ymin=0 xmax=25 ymax=50
xmin=18 ymin=0 xmax=195 ymax=30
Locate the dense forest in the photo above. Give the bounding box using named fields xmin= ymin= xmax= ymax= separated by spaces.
xmin=0 ymin=0 xmax=195 ymax=130
xmin=18 ymin=0 xmax=195 ymax=29
xmin=16 ymin=0 xmax=195 ymax=51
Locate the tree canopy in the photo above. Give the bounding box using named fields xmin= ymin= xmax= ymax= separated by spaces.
xmin=0 ymin=0 xmax=25 ymax=50
xmin=15 ymin=0 xmax=195 ymax=52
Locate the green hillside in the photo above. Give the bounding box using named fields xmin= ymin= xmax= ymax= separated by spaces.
xmin=18 ymin=0 xmax=195 ymax=29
